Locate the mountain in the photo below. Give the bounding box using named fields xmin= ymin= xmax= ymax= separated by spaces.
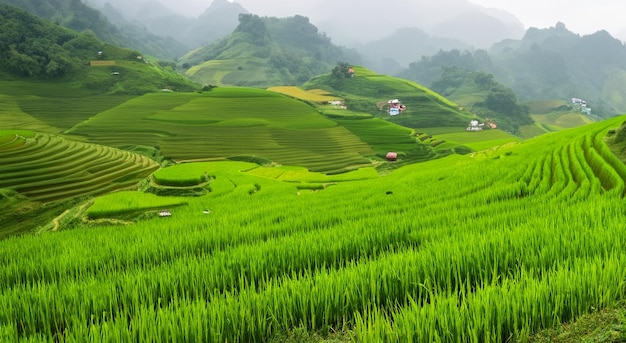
xmin=356 ymin=27 xmax=469 ymax=76
xmin=180 ymin=14 xmax=361 ymax=87
xmin=309 ymin=0 xmax=524 ymax=48
xmin=426 ymin=7 xmax=525 ymax=49
xmin=0 ymin=4 xmax=197 ymax=93
xmin=1 ymin=0 xmax=187 ymax=60
xmin=398 ymin=23 xmax=626 ymax=118
xmin=93 ymin=0 xmax=247 ymax=50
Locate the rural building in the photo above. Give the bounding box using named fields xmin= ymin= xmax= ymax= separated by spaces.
xmin=386 ymin=152 xmax=398 ymax=161
xmin=328 ymin=100 xmax=346 ymax=109
xmin=387 ymin=99 xmax=406 ymax=115
xmin=467 ymin=120 xmax=484 ymax=131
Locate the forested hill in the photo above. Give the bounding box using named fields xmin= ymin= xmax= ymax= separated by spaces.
xmin=0 ymin=0 xmax=186 ymax=60
xmin=398 ymin=23 xmax=626 ymax=118
xmin=180 ymin=14 xmax=360 ymax=87
xmin=429 ymin=67 xmax=533 ymax=133
xmin=0 ymin=4 xmax=102 ymax=78
xmin=0 ymin=4 xmax=196 ymax=93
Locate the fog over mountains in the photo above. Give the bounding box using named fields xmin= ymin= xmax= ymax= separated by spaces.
xmin=83 ymin=0 xmax=626 ymax=56
xmin=85 ymin=0 xmax=525 ymax=48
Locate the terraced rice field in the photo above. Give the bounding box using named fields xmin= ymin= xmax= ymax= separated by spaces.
xmin=424 ymin=127 xmax=520 ymax=151
xmin=267 ymin=86 xmax=342 ymax=103
xmin=0 ymin=131 xmax=159 ymax=202
xmin=1 ymin=115 xmax=626 ymax=341
xmin=67 ymin=88 xmax=375 ymax=173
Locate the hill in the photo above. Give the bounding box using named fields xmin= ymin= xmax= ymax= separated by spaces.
xmin=64 ymin=87 xmax=376 ymax=174
xmin=356 ymin=27 xmax=469 ymax=76
xmin=179 ymin=14 xmax=360 ymax=87
xmin=302 ymin=65 xmax=523 ymax=154
xmin=309 ymin=0 xmax=524 ymax=48
xmin=0 ymin=4 xmax=197 ymax=93
xmin=0 ymin=0 xmax=186 ymax=60
xmin=88 ymin=0 xmax=246 ymax=52
xmin=429 ymin=66 xmax=533 ymax=134
xmin=398 ymin=23 xmax=626 ymax=118
xmin=0 ymin=130 xmax=159 ymax=238
xmin=1 ymin=109 xmax=626 ymax=340
xmin=304 ymin=66 xmax=471 ymax=127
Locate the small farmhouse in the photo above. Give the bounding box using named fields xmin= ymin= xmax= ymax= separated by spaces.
xmin=386 ymin=152 xmax=398 ymax=161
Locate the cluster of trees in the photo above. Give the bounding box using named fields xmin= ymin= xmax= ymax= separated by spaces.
xmin=180 ymin=14 xmax=359 ymax=87
xmin=0 ymin=4 xmax=149 ymax=78
xmin=399 ymin=24 xmax=626 ymax=117
xmin=0 ymin=5 xmax=91 ymax=77
xmin=1 ymin=0 xmax=185 ymax=60
xmin=234 ymin=14 xmax=271 ymax=47
xmin=431 ymin=66 xmax=532 ymax=133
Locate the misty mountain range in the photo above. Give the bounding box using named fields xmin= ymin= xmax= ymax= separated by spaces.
xmin=3 ymin=0 xmax=626 ymax=117
xmin=82 ymin=0 xmax=525 ymax=61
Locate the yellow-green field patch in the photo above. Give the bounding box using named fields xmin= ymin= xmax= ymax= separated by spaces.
xmin=268 ymin=86 xmax=342 ymax=103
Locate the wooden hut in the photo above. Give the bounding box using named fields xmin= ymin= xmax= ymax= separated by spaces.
xmin=386 ymin=152 xmax=398 ymax=161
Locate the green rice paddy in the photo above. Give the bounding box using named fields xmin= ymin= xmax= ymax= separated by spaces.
xmin=66 ymin=88 xmax=375 ymax=173
xmin=2 ymin=69 xmax=624 ymax=342
xmin=0 ymin=131 xmax=158 ymax=203
xmin=1 ymin=114 xmax=626 ymax=341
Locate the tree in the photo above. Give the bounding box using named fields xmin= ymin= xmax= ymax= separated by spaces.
xmin=331 ymin=62 xmax=352 ymax=80
xmin=235 ymin=14 xmax=271 ymax=46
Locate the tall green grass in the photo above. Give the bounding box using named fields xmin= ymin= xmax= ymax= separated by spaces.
xmin=1 ymin=116 xmax=626 ymax=341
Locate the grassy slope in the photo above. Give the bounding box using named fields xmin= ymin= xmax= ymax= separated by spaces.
xmin=65 ymin=87 xmax=374 ymax=174
xmin=0 ymin=130 xmax=159 ymax=237
xmin=304 ymin=66 xmax=470 ymax=128
xmin=515 ymin=99 xmax=596 ymax=139
xmin=1 ymin=115 xmax=626 ymax=341
xmin=1 ymin=74 xmax=477 ymax=237
xmin=302 ymin=66 xmax=520 ymax=157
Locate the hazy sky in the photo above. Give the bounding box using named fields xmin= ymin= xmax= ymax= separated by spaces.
xmin=158 ymin=0 xmax=625 ymax=39
xmin=467 ymin=0 xmax=625 ymax=36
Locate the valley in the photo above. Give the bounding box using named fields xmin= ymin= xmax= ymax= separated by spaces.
xmin=2 ymin=1 xmax=626 ymax=342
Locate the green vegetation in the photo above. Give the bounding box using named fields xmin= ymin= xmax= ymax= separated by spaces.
xmin=180 ymin=14 xmax=359 ymax=87
xmin=66 ymin=88 xmax=374 ymax=174
xmin=399 ymin=24 xmax=626 ymax=118
xmin=0 ymin=131 xmax=158 ymax=202
xmin=3 ymin=8 xmax=626 ymax=339
xmin=425 ymin=127 xmax=520 ymax=151
xmin=0 ymin=0 xmax=187 ymax=60
xmin=430 ymin=66 xmax=533 ymax=133
xmin=153 ymin=163 xmax=212 ymax=187
xmin=302 ymin=65 xmax=490 ymax=165
xmin=1 ymin=114 xmax=626 ymax=341
xmin=247 ymin=165 xmax=379 ymax=183
xmin=0 ymin=130 xmax=158 ymax=237
xmin=0 ymin=4 xmax=197 ymax=94
xmin=86 ymin=191 xmax=187 ymax=219
xmin=267 ymin=86 xmax=342 ymax=103
xmin=304 ymin=66 xmax=471 ymax=129
xmin=524 ymin=307 xmax=626 ymax=343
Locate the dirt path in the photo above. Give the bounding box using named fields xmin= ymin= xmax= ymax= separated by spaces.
xmin=51 ymin=210 xmax=70 ymax=232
